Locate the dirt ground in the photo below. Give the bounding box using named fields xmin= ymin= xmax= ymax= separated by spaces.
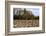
xmin=13 ymin=20 xmax=39 ymax=28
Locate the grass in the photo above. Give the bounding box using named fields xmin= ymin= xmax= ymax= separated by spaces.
xmin=13 ymin=20 xmax=39 ymax=28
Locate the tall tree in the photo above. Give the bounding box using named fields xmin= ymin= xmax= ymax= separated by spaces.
xmin=24 ymin=8 xmax=26 ymax=14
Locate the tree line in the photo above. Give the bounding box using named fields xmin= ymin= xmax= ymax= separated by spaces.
xmin=14 ymin=8 xmax=39 ymax=20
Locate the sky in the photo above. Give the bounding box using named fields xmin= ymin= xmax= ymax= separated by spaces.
xmin=26 ymin=8 xmax=39 ymax=16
